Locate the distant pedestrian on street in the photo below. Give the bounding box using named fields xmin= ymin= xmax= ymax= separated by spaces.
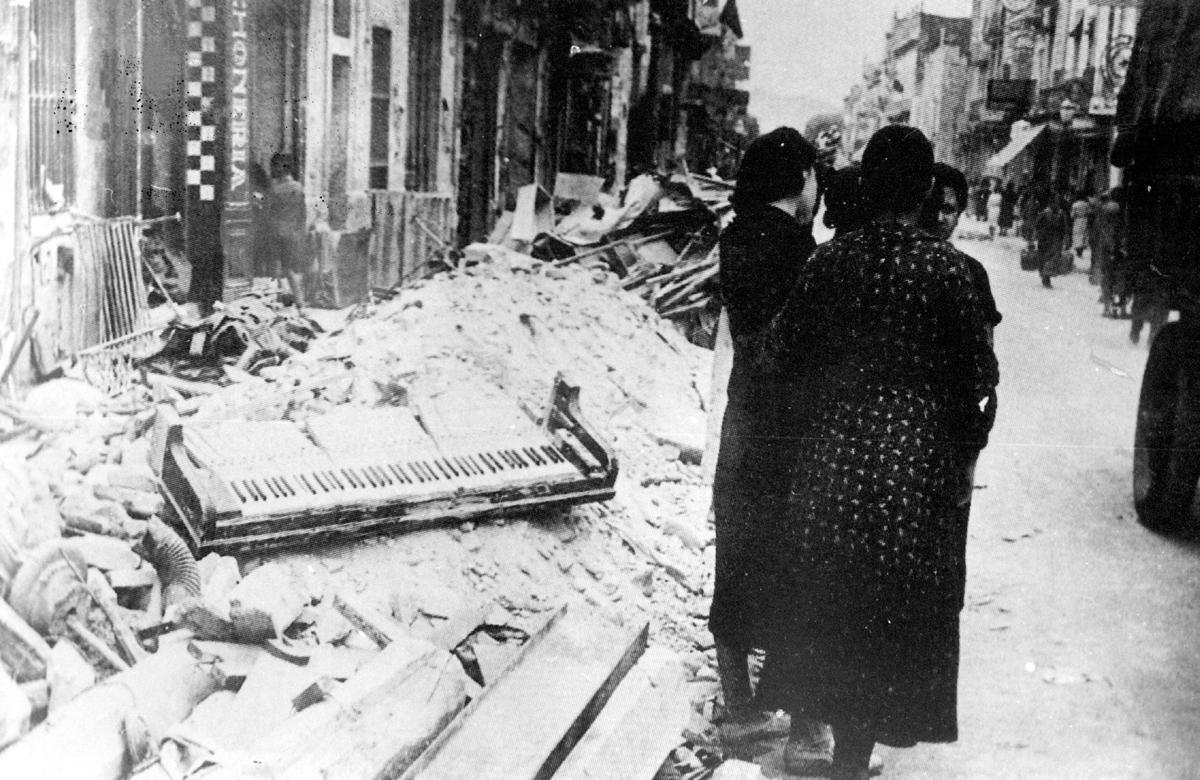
xmin=987 ymin=184 xmax=1003 ymax=238
xmin=1090 ymin=188 xmax=1123 ymax=314
xmin=1017 ymin=184 xmax=1040 ymax=247
xmin=264 ymin=153 xmax=307 ymax=307
xmin=1035 ymin=197 xmax=1069 ymax=288
xmin=822 ymin=164 xmax=869 ymax=238
xmin=1071 ymin=190 xmax=1093 ymax=265
xmin=710 ymin=127 xmax=821 ymax=750
xmin=973 ymin=180 xmax=989 ymax=222
xmin=1129 ymin=270 xmax=1171 ymax=346
xmin=998 ymin=181 xmax=1017 ymax=236
xmin=753 ymin=125 xmax=999 ymax=780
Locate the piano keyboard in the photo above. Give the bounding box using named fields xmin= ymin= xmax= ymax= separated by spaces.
xmin=161 ymin=375 xmax=618 ymax=552
xmin=183 ymin=408 xmax=582 ymax=522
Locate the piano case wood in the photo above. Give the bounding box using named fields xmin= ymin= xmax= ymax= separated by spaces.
xmin=160 ymin=376 xmax=618 ymax=553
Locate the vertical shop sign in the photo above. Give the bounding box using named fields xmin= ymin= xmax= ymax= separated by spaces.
xmin=223 ymin=0 xmax=253 ymax=283
xmin=228 ymin=0 xmax=249 ymax=200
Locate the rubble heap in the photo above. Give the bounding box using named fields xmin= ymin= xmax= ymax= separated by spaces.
xmin=0 ymin=246 xmax=726 ymax=773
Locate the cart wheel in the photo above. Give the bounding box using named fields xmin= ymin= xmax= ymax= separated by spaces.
xmin=1133 ymin=323 xmax=1200 ymax=532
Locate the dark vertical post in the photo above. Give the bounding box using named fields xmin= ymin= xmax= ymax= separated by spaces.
xmin=184 ymin=0 xmax=225 ymax=310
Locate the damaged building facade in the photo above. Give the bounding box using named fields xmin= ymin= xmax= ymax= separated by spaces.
xmin=0 ymin=0 xmax=750 ymax=383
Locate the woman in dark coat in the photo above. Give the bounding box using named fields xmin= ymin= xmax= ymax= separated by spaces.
xmin=754 ymin=126 xmax=1000 ymax=779
xmin=710 ymin=127 xmax=819 ymax=726
xmin=1034 ymin=196 xmax=1069 ymax=288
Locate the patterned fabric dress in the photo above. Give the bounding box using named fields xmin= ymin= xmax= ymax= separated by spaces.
xmin=753 ymin=221 xmax=999 ymax=747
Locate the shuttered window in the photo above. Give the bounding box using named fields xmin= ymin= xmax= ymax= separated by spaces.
xmin=405 ymin=0 xmax=443 ymax=192
xmin=29 ymin=0 xmax=76 ymax=213
xmin=369 ymin=27 xmax=392 ymax=190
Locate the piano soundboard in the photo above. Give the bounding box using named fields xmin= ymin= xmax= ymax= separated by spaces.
xmin=160 ymin=376 xmax=618 ymax=553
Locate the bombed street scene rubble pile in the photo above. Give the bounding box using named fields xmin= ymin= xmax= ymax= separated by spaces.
xmin=0 ymin=222 xmax=744 ymax=777
xmin=491 ymin=170 xmax=733 ymax=349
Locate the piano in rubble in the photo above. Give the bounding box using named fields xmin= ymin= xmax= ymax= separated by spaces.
xmin=160 ymin=376 xmax=618 ymax=553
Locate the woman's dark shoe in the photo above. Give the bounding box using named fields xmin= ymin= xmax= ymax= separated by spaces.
xmin=717 ymin=707 xmax=788 ymax=746
xmin=783 ymin=723 xmax=835 ymax=775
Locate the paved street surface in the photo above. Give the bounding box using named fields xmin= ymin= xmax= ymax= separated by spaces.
xmin=886 ymin=228 xmax=1200 ymax=778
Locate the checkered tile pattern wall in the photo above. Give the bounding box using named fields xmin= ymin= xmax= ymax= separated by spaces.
xmin=186 ymin=0 xmax=219 ymax=202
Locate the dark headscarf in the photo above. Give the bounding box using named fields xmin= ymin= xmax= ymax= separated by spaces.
xmin=731 ymin=127 xmax=817 ymax=209
xmin=861 ymin=125 xmax=935 ymax=216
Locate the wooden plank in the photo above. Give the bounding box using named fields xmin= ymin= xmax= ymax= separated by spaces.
xmin=272 ymin=650 xmax=468 ymax=780
xmin=208 ymin=652 xmax=319 ymax=749
xmin=552 ymin=647 xmax=690 ymax=780
xmin=243 ymin=634 xmax=439 ymax=772
xmin=333 ymin=592 xmax=406 ymax=648
xmin=401 ymin=606 xmax=648 ymax=780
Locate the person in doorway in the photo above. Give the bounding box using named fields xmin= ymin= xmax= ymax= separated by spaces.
xmin=1034 ymin=196 xmax=1069 ymax=288
xmin=753 ymin=125 xmax=999 ymax=780
xmin=1071 ymin=190 xmax=1093 ymax=268
xmin=264 ymin=153 xmax=307 ymax=307
xmin=986 ymin=182 xmax=1003 ymax=238
xmin=709 ymin=127 xmax=821 ymax=747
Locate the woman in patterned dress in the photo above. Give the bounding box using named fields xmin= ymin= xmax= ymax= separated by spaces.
xmin=754 ymin=126 xmax=1000 ymax=779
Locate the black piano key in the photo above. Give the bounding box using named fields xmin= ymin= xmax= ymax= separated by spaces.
xmin=277 ymin=475 xmax=297 ymax=497
xmin=269 ymin=476 xmax=286 ymax=497
xmin=263 ymin=478 xmax=281 ymax=499
xmin=464 ymin=455 xmax=486 ymax=475
xmin=245 ymin=479 xmax=266 ymax=502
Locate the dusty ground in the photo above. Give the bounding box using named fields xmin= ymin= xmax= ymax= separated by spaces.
xmin=748 ymin=225 xmax=1200 ymax=779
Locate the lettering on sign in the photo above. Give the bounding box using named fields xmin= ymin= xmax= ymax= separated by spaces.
xmin=228 ymin=0 xmax=250 ymax=203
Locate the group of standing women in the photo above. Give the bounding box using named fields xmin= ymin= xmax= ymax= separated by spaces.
xmin=710 ymin=125 xmax=1001 ymax=780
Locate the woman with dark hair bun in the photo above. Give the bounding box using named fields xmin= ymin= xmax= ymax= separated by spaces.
xmin=753 ymin=125 xmax=1000 ymax=779
xmin=823 ymin=164 xmax=869 ymax=238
